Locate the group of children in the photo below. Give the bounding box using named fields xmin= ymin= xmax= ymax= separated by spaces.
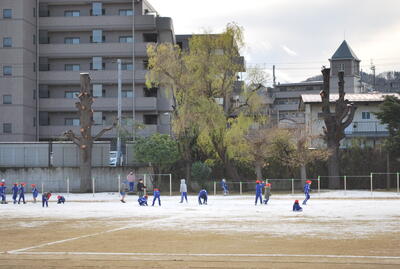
xmin=0 ymin=179 xmax=66 ymax=207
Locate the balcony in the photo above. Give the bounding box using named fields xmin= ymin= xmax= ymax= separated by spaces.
xmin=39 ymin=15 xmax=156 ymax=31
xmin=40 ymin=42 xmax=151 ymax=58
xmin=345 ymin=121 xmax=389 ymax=137
xmin=39 ymin=70 xmax=146 ymax=84
xmin=39 ymin=124 xmax=158 ymax=139
xmin=40 ymin=97 xmax=157 ymax=112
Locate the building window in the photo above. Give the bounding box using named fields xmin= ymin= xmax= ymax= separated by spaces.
xmin=91 ymin=2 xmax=104 ymax=16
xmin=3 ymin=66 xmax=12 ymax=76
xmin=362 ymin=112 xmax=370 ymax=120
xmin=339 ymin=63 xmax=345 ymax=71
xmin=143 ymin=60 xmax=149 ymax=69
xmin=91 ymin=30 xmax=104 ymax=43
xmin=119 ymin=9 xmax=133 ymax=16
xmin=3 ymin=9 xmax=12 ymax=19
xmin=143 ymin=115 xmax=158 ymax=125
xmin=91 ymin=57 xmax=103 ymax=70
xmin=64 ymin=91 xmax=79 ymax=99
xmin=93 ymin=84 xmax=103 ymax=97
xmin=144 ymin=87 xmax=158 ymax=97
xmin=65 ymin=64 xmax=80 ymax=71
xmin=119 ymin=36 xmax=133 ymax=43
xmin=143 ymin=33 xmax=158 ymax=43
xmin=64 ymin=37 xmax=80 ymax=44
xmin=64 ymin=10 xmax=80 ymax=17
xmin=3 ymin=123 xmax=12 ymax=133
xmin=65 ymin=118 xmax=80 ymax=126
xmin=3 ymin=37 xmax=12 ymax=47
xmin=121 ymin=63 xmax=133 ymax=71
xmin=3 ymin=95 xmax=12 ymax=104
xmin=93 ymin=112 xmax=103 ymax=125
xmin=122 ymin=90 xmax=133 ymax=98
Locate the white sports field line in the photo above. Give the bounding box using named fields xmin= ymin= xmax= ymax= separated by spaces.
xmin=6 ymin=251 xmax=400 ymax=261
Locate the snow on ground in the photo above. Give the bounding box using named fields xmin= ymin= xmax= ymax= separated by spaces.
xmin=2 ymin=191 xmax=400 ymax=239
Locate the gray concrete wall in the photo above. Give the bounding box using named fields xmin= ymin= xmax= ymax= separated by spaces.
xmin=0 ymin=166 xmax=152 ymax=193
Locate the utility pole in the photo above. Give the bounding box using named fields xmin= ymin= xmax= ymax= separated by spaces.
xmin=117 ymin=59 xmax=122 ymax=166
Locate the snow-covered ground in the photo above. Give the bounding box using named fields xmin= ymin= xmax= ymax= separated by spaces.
xmin=2 ymin=191 xmax=400 ymax=239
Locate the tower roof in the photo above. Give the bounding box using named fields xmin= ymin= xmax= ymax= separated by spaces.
xmin=331 ymin=40 xmax=360 ymax=61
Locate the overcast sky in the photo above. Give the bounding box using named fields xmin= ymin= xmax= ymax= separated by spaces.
xmin=150 ymin=0 xmax=400 ymax=84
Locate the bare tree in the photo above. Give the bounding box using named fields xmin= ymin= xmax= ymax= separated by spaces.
xmin=320 ymin=68 xmax=357 ymax=188
xmin=64 ymin=73 xmax=115 ymax=192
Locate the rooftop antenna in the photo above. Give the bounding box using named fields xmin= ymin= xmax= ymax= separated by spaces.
xmin=370 ymin=59 xmax=376 ymax=89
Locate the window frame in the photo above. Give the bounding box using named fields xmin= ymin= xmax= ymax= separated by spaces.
xmin=64 ymin=91 xmax=80 ymax=99
xmin=119 ymin=36 xmax=133 ymax=43
xmin=3 ymin=37 xmax=12 ymax=48
xmin=2 ymin=95 xmax=12 ymax=104
xmin=3 ymin=123 xmax=12 ymax=133
xmin=65 ymin=118 xmax=80 ymax=126
xmin=64 ymin=37 xmax=80 ymax=44
xmin=119 ymin=9 xmax=133 ymax=16
xmin=64 ymin=10 xmax=80 ymax=17
xmin=3 ymin=9 xmax=12 ymax=19
xmin=3 ymin=66 xmax=12 ymax=76
xmin=65 ymin=64 xmax=80 ymax=71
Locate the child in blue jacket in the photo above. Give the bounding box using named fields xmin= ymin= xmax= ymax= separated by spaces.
xmin=152 ymin=187 xmax=161 ymax=206
xmin=12 ymin=183 xmax=19 ymax=204
xmin=198 ymin=188 xmax=208 ymax=205
xmin=138 ymin=195 xmax=148 ymax=206
xmin=220 ymin=179 xmax=229 ymax=195
xmin=255 ymin=180 xmax=265 ymax=205
xmin=57 ymin=195 xmax=65 ymax=204
xmin=31 ymin=184 xmax=39 ymax=203
xmin=42 ymin=192 xmax=51 ymax=208
xmin=302 ymin=180 xmax=312 ymax=205
xmin=0 ymin=182 xmax=7 ymax=204
xmin=293 ymin=200 xmax=303 ymax=212
xmin=18 ymin=183 xmax=26 ymax=204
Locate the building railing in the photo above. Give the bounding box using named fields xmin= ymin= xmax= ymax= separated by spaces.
xmin=345 ymin=121 xmax=388 ymax=136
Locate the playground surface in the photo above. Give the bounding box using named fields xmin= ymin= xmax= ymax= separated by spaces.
xmin=1 ymin=191 xmax=400 ymax=268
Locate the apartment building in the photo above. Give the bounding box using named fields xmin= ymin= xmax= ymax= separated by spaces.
xmin=0 ymin=0 xmax=174 ymax=143
xmin=267 ymin=40 xmax=363 ymax=127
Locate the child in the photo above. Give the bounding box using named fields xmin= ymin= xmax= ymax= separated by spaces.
xmin=293 ymin=200 xmax=303 ymax=212
xmin=120 ymin=180 xmax=128 ymax=203
xmin=198 ymin=188 xmax=208 ymax=205
xmin=126 ymin=171 xmax=136 ymax=192
xmin=302 ymin=180 xmax=312 ymax=205
xmin=255 ymin=180 xmax=265 ymax=205
xmin=12 ymin=183 xmax=18 ymax=204
xmin=152 ymin=187 xmax=161 ymax=206
xmin=42 ymin=192 xmax=51 ymax=207
xmin=136 ymin=179 xmax=146 ymax=198
xmin=221 ymin=179 xmax=229 ymax=196
xmin=263 ymin=183 xmax=271 ymax=205
xmin=18 ymin=182 xmax=26 ymax=204
xmin=179 ymin=179 xmax=188 ymax=203
xmin=138 ymin=195 xmax=148 ymax=206
xmin=57 ymin=195 xmax=65 ymax=204
xmin=0 ymin=182 xmax=7 ymax=204
xmin=31 ymin=184 xmax=39 ymax=203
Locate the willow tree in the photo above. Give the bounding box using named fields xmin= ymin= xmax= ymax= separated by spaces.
xmin=147 ymin=23 xmax=265 ymax=181
xmin=64 ymin=73 xmax=115 ymax=192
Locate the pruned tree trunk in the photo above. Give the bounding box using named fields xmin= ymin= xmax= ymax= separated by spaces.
xmin=320 ymin=68 xmax=356 ymax=189
xmin=386 ymin=152 xmax=391 ymax=189
xmin=255 ymin=162 xmax=263 ymax=180
xmin=65 ymin=73 xmax=115 ymax=193
xmin=225 ymin=158 xmax=241 ymax=181
xmin=300 ymin=164 xmax=307 ymax=185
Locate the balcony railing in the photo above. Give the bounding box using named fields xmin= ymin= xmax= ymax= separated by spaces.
xmin=345 ymin=121 xmax=388 ymax=137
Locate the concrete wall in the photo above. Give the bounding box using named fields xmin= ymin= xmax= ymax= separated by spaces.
xmin=0 ymin=166 xmax=152 ymax=193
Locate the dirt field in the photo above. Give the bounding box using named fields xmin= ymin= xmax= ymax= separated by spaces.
xmin=1 ymin=217 xmax=400 ymax=269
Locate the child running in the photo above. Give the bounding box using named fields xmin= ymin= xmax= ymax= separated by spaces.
xmin=120 ymin=180 xmax=128 ymax=203
xmin=263 ymin=183 xmax=271 ymax=205
xmin=152 ymin=187 xmax=161 ymax=206
xmin=198 ymin=188 xmax=208 ymax=205
xmin=293 ymin=200 xmax=303 ymax=212
xmin=0 ymin=181 xmax=7 ymax=204
xmin=31 ymin=184 xmax=39 ymax=203
xmin=220 ymin=179 xmax=229 ymax=195
xmin=303 ymin=180 xmax=312 ymax=205
xmin=255 ymin=180 xmax=265 ymax=205
xmin=179 ymin=179 xmax=188 ymax=203
xmin=18 ymin=182 xmax=26 ymax=204
xmin=12 ymin=183 xmax=18 ymax=204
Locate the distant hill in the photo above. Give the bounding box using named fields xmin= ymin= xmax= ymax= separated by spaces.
xmin=305 ymin=71 xmax=400 ymax=92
